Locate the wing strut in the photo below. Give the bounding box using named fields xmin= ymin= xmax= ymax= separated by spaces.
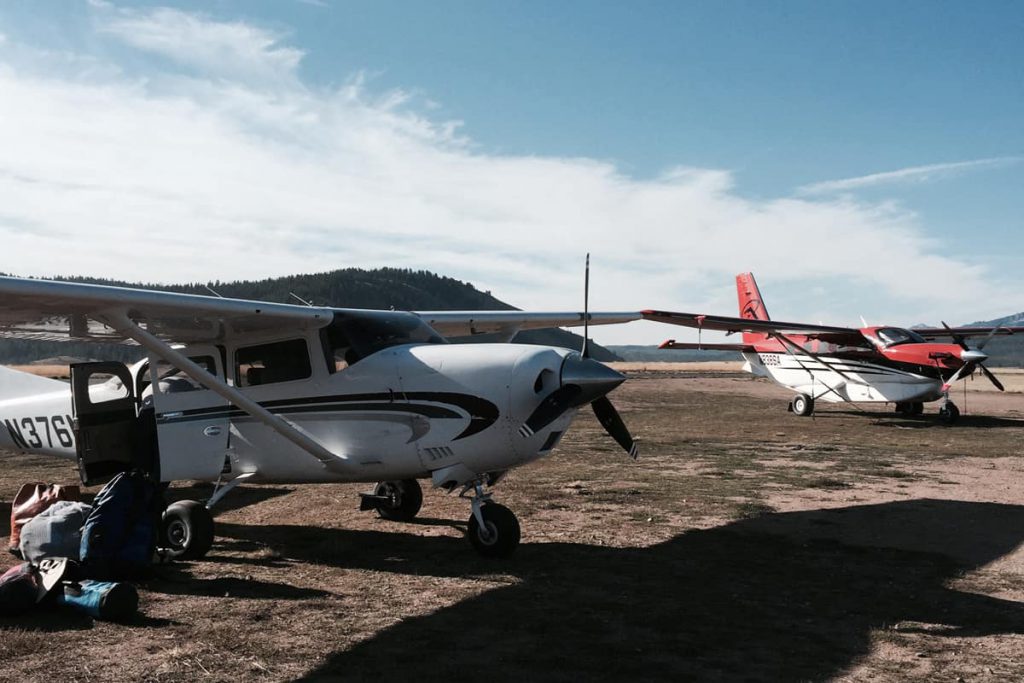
xmin=101 ymin=312 xmax=351 ymax=473
xmin=772 ymin=333 xmax=866 ymax=406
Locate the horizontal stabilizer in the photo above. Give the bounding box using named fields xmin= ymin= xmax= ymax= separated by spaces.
xmin=0 ymin=365 xmax=68 ymax=402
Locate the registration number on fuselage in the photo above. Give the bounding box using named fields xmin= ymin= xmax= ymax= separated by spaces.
xmin=3 ymin=415 xmax=75 ymax=450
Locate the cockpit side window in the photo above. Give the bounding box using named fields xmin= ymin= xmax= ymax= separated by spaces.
xmin=138 ymin=356 xmax=217 ymax=400
xmin=876 ymin=328 xmax=926 ymax=347
xmin=236 ymin=339 xmax=312 ymax=387
xmin=321 ymin=321 xmax=357 ymax=373
xmin=325 ymin=311 xmax=447 ymax=362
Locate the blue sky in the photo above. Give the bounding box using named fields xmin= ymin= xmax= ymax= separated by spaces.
xmin=0 ymin=1 xmax=1020 ymax=343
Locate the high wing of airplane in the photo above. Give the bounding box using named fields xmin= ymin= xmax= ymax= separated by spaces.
xmin=0 ymin=274 xmax=642 ymax=559
xmin=645 ymin=272 xmax=1024 ymax=423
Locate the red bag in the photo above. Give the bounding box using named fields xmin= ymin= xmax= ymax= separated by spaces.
xmin=0 ymin=558 xmax=72 ymax=616
xmin=9 ymin=483 xmax=81 ymax=556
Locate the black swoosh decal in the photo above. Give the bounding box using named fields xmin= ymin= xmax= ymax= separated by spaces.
xmin=156 ymin=391 xmax=499 ymax=440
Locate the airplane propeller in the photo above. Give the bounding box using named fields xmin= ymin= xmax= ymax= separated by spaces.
xmin=519 ymin=255 xmax=639 ymax=459
xmin=941 ymin=321 xmax=1005 ymax=392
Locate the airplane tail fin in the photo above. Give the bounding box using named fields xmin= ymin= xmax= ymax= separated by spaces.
xmin=736 ymin=272 xmax=770 ymax=345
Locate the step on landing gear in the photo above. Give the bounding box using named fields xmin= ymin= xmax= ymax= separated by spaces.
xmin=463 ymin=481 xmax=520 ymax=558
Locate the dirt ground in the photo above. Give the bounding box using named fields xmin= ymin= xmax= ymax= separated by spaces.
xmin=2 ymin=367 xmax=1023 ymax=682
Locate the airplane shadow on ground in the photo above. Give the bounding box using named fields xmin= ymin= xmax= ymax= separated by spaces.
xmin=219 ymin=499 xmax=1024 ymax=682
xmin=166 ymin=484 xmax=293 ymax=515
xmin=814 ymin=412 xmax=1024 ymax=429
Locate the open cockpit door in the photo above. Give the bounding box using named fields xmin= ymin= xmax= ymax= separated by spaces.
xmin=144 ymin=346 xmax=231 ymax=482
xmin=71 ymin=361 xmax=144 ymax=486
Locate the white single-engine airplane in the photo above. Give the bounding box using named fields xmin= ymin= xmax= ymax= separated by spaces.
xmin=0 ymin=272 xmax=643 ymax=559
xmin=647 ymin=272 xmax=1023 ymax=422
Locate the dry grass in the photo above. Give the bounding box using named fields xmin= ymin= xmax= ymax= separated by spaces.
xmin=2 ymin=369 xmax=1023 ymax=681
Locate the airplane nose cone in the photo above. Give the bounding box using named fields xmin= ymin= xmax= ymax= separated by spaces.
xmin=561 ymin=353 xmax=626 ymax=406
xmin=960 ymin=349 xmax=988 ymax=363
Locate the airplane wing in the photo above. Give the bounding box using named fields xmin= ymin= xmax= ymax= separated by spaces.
xmin=415 ymin=311 xmax=642 ymax=338
xmin=913 ymin=326 xmax=1024 ymax=340
xmin=657 ymin=341 xmax=756 ymax=352
xmin=0 ymin=275 xmax=334 ymax=344
xmin=641 ymin=310 xmax=862 ymax=337
xmin=0 ymin=276 xmax=642 ymax=344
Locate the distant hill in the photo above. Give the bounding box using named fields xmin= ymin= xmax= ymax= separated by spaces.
xmin=969 ymin=311 xmax=1024 ymax=327
xmin=0 ymin=269 xmax=618 ymax=363
xmin=964 ymin=312 xmax=1024 ymax=367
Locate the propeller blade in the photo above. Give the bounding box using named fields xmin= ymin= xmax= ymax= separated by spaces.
xmin=592 ymin=396 xmax=639 ymax=459
xmin=979 ymin=363 xmax=1005 ymax=392
xmin=519 ymin=385 xmax=582 ymax=437
xmin=977 ymin=325 xmax=1004 ymax=351
xmin=582 ymin=253 xmax=591 ymax=359
xmin=941 ymin=321 xmax=969 ymax=351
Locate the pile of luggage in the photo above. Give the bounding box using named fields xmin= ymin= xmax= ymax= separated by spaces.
xmin=1 ymin=470 xmax=165 ymax=621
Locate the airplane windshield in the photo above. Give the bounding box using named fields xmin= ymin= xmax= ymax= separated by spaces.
xmin=876 ymin=327 xmax=926 ymax=347
xmin=326 ymin=311 xmax=447 ymax=364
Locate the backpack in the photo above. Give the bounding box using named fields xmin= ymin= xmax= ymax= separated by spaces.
xmin=9 ymin=483 xmax=81 ymax=556
xmin=79 ymin=471 xmax=162 ymax=580
xmin=19 ymin=501 xmax=93 ymax=564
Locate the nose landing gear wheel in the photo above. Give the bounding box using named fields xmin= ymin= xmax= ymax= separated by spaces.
xmin=468 ymin=503 xmax=520 ymax=558
xmin=373 ymin=479 xmax=423 ymax=522
xmin=791 ymin=393 xmax=814 ymax=417
xmin=161 ymin=500 xmax=214 ymax=559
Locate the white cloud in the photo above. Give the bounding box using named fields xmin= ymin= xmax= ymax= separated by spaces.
xmin=0 ymin=5 xmax=1018 ymax=344
xmin=797 ymin=157 xmax=1021 ymax=195
xmin=96 ymin=5 xmax=303 ymax=84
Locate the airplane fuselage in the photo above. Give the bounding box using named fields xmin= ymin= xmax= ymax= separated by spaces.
xmin=0 ymin=343 xmax=583 ymax=490
xmin=741 ymin=351 xmax=944 ymax=404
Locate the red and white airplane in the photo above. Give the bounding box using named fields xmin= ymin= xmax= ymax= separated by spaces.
xmin=645 ymin=273 xmax=1023 ymax=423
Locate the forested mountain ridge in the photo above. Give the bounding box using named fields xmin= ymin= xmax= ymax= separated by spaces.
xmin=56 ymin=268 xmax=516 ymax=312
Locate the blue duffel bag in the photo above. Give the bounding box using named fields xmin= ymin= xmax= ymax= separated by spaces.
xmin=80 ymin=470 xmax=162 ymax=580
xmin=54 ymin=579 xmax=138 ymax=621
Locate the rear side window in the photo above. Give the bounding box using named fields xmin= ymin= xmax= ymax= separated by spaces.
xmin=236 ymin=339 xmax=312 ymax=387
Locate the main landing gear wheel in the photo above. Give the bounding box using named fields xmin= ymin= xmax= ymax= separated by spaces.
xmin=468 ymin=503 xmax=520 ymax=558
xmin=791 ymin=393 xmax=814 ymax=417
xmin=895 ymin=401 xmax=923 ymax=416
xmin=938 ymin=402 xmax=960 ymax=425
xmin=161 ymin=500 xmax=214 ymax=559
xmin=373 ymin=479 xmax=423 ymax=522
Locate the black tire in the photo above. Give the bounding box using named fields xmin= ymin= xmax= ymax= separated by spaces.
xmin=897 ymin=401 xmax=924 ymax=417
xmin=374 ymin=479 xmax=423 ymax=522
xmin=161 ymin=500 xmax=214 ymax=559
xmin=792 ymin=394 xmax=814 ymax=417
xmin=467 ymin=503 xmax=520 ymax=558
xmin=938 ymin=402 xmax=960 ymax=425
